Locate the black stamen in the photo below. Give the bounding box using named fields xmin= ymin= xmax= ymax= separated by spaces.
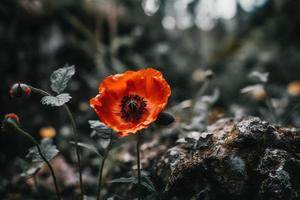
xmin=128 ymin=101 xmax=138 ymax=111
xmin=120 ymin=95 xmax=147 ymax=122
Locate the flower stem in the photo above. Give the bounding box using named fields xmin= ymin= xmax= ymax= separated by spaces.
xmin=96 ymin=155 xmax=107 ymax=200
xmin=136 ymin=132 xmax=142 ymax=200
xmin=96 ymin=131 xmax=113 ymax=200
xmin=9 ymin=122 xmax=61 ymax=200
xmin=64 ymin=105 xmax=84 ymax=200
xmin=30 ymin=86 xmax=84 ymax=199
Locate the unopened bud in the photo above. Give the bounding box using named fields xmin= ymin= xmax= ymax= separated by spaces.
xmin=155 ymin=112 xmax=175 ymax=125
xmin=2 ymin=113 xmax=20 ymax=132
xmin=9 ymin=82 xmax=31 ymax=98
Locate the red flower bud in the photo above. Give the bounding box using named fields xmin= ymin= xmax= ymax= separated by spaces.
xmin=2 ymin=113 xmax=20 ymax=132
xmin=4 ymin=113 xmax=20 ymax=124
xmin=9 ymin=82 xmax=31 ymax=98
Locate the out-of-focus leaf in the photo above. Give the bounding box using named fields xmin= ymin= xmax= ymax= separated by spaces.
xmin=50 ymin=65 xmax=75 ymax=94
xmin=141 ymin=181 xmax=156 ymax=193
xmin=110 ymin=173 xmax=157 ymax=193
xmin=200 ymin=89 xmax=220 ymax=104
xmin=13 ymin=158 xmax=41 ymax=179
xmin=241 ymin=84 xmax=264 ymax=94
xmin=41 ymin=93 xmax=71 ymax=106
xmin=26 ymin=139 xmax=59 ymax=162
xmin=107 ymin=195 xmax=125 ymax=200
xmin=97 ymin=139 xmax=110 ymax=151
xmin=109 ymin=177 xmax=137 ymax=184
xmin=141 ymin=171 xmax=157 ymax=193
xmin=249 ymin=71 xmax=269 ymax=83
xmin=69 ymin=141 xmax=103 ymax=157
xmin=176 ymin=138 xmax=187 ymax=144
xmin=88 ymin=120 xmax=112 ymax=138
xmin=20 ymin=167 xmax=41 ymax=179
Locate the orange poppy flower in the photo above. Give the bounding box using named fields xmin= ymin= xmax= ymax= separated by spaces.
xmin=90 ymin=68 xmax=171 ymax=136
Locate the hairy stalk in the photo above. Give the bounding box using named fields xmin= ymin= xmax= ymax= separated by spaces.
xmin=136 ymin=132 xmax=142 ymax=200
xmin=9 ymin=122 xmax=61 ymax=200
xmin=96 ymin=133 xmax=113 ymax=200
xmin=30 ymin=86 xmax=84 ymax=199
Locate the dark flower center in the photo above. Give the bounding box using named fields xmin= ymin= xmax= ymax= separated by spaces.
xmin=120 ymin=95 xmax=147 ymax=122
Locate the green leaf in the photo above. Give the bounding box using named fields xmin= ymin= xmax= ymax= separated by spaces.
xmin=41 ymin=93 xmax=72 ymax=106
xmin=88 ymin=120 xmax=112 ymax=138
xmin=26 ymin=139 xmax=59 ymax=162
xmin=141 ymin=181 xmax=156 ymax=193
xmin=69 ymin=141 xmax=103 ymax=157
xmin=110 ymin=174 xmax=157 ymax=193
xmin=50 ymin=65 xmax=75 ymax=94
xmin=109 ymin=177 xmax=137 ymax=184
xmin=141 ymin=171 xmax=157 ymax=193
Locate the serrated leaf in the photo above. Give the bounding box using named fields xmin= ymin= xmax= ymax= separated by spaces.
xmin=26 ymin=139 xmax=59 ymax=162
xmin=50 ymin=65 xmax=75 ymax=94
xmin=69 ymin=141 xmax=103 ymax=157
xmin=88 ymin=120 xmax=112 ymax=138
xmin=249 ymin=71 xmax=269 ymax=83
xmin=109 ymin=177 xmax=137 ymax=184
xmin=41 ymin=93 xmax=72 ymax=107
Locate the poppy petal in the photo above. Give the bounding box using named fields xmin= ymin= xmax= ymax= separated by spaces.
xmin=90 ymin=68 xmax=171 ymax=136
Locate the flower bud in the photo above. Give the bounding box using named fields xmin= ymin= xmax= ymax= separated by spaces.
xmin=9 ymin=82 xmax=31 ymax=98
xmin=2 ymin=113 xmax=20 ymax=132
xmin=155 ymin=112 xmax=175 ymax=125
